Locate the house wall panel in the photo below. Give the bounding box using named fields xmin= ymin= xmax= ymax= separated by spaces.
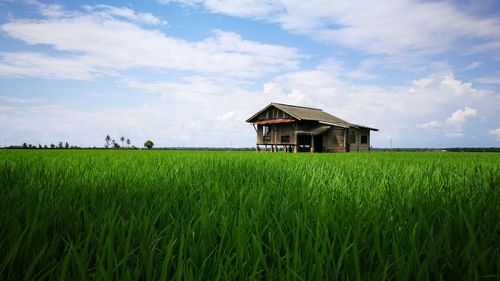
xmin=348 ymin=128 xmax=371 ymax=152
xmin=323 ymin=128 xmax=347 ymax=152
xmin=257 ymin=123 xmax=296 ymax=145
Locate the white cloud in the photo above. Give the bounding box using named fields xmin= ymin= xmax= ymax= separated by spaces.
xmin=475 ymin=75 xmax=500 ymax=85
xmin=82 ymin=5 xmax=167 ymax=25
xmin=344 ymin=69 xmax=377 ymax=81
xmin=159 ymin=0 xmax=282 ymax=19
xmin=417 ymin=107 xmax=478 ymax=138
xmin=287 ymin=89 xmax=313 ymax=105
xmin=165 ymin=0 xmax=500 ymax=57
xmin=489 ymin=127 xmax=500 ymax=139
xmin=217 ymin=111 xmax=236 ymax=121
xmin=416 ymin=121 xmax=440 ymax=129
xmin=0 ymin=4 xmax=300 ymax=79
xmin=0 ymin=52 xmax=99 ymax=80
xmin=462 ymin=61 xmax=481 ymax=71
xmin=262 ymin=82 xmax=279 ymax=94
xmin=122 ymin=75 xmax=250 ymax=103
xmin=445 ymin=132 xmax=464 ymax=138
xmin=407 ymin=72 xmax=487 ymax=105
xmin=0 ymin=95 xmax=44 ymax=104
xmin=468 ymin=40 xmax=500 ymax=59
xmin=443 ymin=107 xmax=477 ymax=137
xmin=445 ymin=107 xmax=477 ymax=126
xmin=26 ymin=1 xmax=166 ymax=26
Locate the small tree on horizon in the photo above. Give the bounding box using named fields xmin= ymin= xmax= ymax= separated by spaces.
xmin=120 ymin=136 xmax=125 ymax=148
xmin=105 ymin=135 xmax=111 ymax=149
xmin=126 ymin=138 xmax=131 ymax=148
xmin=112 ymin=139 xmax=120 ymax=149
xmin=65 ymin=142 xmax=69 ymax=149
xmin=144 ymin=140 xmax=154 ymax=150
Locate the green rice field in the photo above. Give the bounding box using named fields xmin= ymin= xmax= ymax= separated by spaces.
xmin=0 ymin=150 xmax=499 ymax=280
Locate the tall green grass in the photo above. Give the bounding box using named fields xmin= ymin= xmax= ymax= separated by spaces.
xmin=0 ymin=150 xmax=498 ymax=280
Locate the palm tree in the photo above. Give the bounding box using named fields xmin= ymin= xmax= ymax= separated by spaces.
xmin=112 ymin=139 xmax=120 ymax=149
xmin=126 ymin=138 xmax=131 ymax=148
xmin=105 ymin=135 xmax=111 ymax=148
xmin=120 ymin=136 xmax=125 ymax=148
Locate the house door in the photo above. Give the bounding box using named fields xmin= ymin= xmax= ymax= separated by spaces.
xmin=297 ymin=134 xmax=311 ymax=152
xmin=314 ymin=134 xmax=323 ymax=153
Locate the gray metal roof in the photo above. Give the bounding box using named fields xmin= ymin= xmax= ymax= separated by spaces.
xmin=247 ymin=102 xmax=378 ymax=131
xmin=271 ymin=103 xmax=350 ymax=126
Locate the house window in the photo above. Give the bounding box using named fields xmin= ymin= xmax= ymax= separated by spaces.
xmin=361 ymin=135 xmax=368 ymax=144
xmin=263 ymin=126 xmax=270 ymax=136
xmin=350 ymin=134 xmax=356 ymax=144
xmin=281 ymin=135 xmax=290 ymax=143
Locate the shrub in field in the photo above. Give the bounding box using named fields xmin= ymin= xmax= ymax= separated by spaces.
xmin=144 ymin=140 xmax=154 ymax=149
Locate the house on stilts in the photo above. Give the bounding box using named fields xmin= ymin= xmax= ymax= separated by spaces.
xmin=246 ymin=103 xmax=378 ymax=152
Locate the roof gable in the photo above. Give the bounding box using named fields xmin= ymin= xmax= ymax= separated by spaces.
xmin=245 ymin=104 xmax=298 ymax=122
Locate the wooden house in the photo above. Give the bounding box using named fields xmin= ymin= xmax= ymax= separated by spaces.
xmin=246 ymin=103 xmax=378 ymax=152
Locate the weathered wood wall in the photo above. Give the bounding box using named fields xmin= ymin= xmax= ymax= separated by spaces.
xmin=254 ymin=107 xmax=293 ymax=121
xmin=323 ymin=127 xmax=347 ymax=152
xmin=347 ymin=128 xmax=371 ymax=152
xmin=256 ymin=123 xmax=296 ymax=145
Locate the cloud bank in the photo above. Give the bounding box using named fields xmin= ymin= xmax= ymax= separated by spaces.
xmin=0 ymin=3 xmax=301 ymax=79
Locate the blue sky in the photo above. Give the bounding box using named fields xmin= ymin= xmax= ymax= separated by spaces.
xmin=0 ymin=0 xmax=499 ymax=148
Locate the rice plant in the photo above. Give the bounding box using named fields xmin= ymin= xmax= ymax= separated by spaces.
xmin=0 ymin=150 xmax=498 ymax=280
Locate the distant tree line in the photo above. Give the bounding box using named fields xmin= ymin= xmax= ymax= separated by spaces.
xmin=5 ymin=141 xmax=80 ymax=149
xmin=4 ymin=140 xmax=499 ymax=152
xmin=3 ymin=136 xmax=155 ymax=150
xmin=158 ymin=147 xmax=255 ymax=151
xmin=443 ymin=147 xmax=500 ymax=152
